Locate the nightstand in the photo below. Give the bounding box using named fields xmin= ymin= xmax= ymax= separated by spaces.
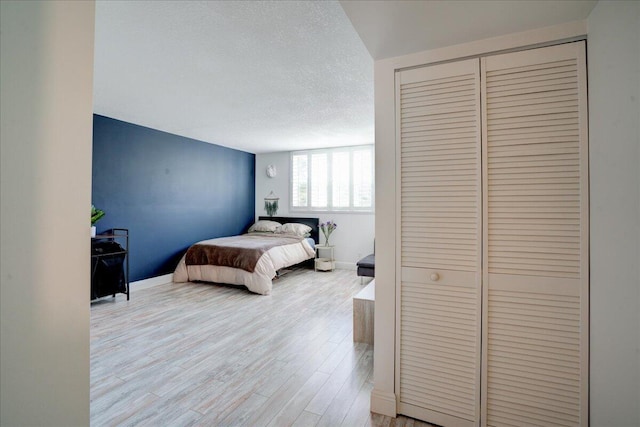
xmin=314 ymin=245 xmax=335 ymax=271
xmin=91 ymin=228 xmax=129 ymax=301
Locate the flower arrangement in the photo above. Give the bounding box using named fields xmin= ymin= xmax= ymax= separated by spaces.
xmin=320 ymin=220 xmax=337 ymax=246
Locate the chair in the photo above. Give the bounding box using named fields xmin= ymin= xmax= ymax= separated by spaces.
xmin=356 ymin=253 xmax=375 ymax=284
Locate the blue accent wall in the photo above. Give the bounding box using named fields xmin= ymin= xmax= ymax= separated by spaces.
xmin=92 ymin=115 xmax=255 ymax=282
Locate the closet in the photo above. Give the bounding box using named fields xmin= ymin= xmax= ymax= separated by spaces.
xmin=396 ymin=41 xmax=588 ymax=426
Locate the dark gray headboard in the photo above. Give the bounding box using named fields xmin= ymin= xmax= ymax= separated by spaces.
xmin=258 ymin=216 xmax=320 ymax=244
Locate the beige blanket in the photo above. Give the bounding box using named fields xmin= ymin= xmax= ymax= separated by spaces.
xmin=184 ymin=234 xmax=303 ymax=273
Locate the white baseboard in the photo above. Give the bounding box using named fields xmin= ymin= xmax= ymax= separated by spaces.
xmin=370 ymin=388 xmax=397 ymax=417
xmin=131 ymin=273 xmax=173 ymax=292
xmin=335 ymin=261 xmax=357 ymax=270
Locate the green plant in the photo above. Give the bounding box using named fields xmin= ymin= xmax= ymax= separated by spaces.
xmin=91 ymin=205 xmax=105 ymax=226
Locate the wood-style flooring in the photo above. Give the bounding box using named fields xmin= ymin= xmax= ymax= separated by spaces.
xmin=91 ymin=267 xmax=434 ymax=427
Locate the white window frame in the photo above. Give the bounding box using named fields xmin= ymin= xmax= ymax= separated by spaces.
xmin=290 ymin=145 xmax=374 ymax=213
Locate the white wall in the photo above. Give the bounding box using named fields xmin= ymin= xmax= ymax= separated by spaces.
xmin=587 ymin=1 xmax=640 ymax=425
xmin=255 ymin=152 xmax=375 ymax=268
xmin=371 ymin=57 xmax=398 ymax=415
xmin=0 ymin=1 xmax=95 ymax=426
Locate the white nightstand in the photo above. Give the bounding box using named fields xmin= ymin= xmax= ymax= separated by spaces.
xmin=314 ymin=245 xmax=335 ymax=271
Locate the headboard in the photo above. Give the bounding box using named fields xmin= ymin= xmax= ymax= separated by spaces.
xmin=258 ymin=216 xmax=320 ymax=244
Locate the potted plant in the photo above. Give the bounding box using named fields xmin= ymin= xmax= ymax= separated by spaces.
xmin=91 ymin=205 xmax=105 ymax=237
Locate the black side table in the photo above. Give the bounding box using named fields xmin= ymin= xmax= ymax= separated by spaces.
xmin=91 ymin=228 xmax=129 ymax=301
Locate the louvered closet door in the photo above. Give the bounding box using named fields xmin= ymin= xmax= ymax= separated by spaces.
xmin=481 ymin=42 xmax=589 ymax=426
xmin=397 ymin=59 xmax=482 ymax=427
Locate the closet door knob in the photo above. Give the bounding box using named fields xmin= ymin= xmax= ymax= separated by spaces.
xmin=430 ymin=273 xmax=440 ymax=281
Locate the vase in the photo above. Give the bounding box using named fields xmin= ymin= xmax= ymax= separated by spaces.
xmin=91 ymin=226 xmax=96 ymax=238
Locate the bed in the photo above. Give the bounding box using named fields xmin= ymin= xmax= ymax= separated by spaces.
xmin=173 ymin=216 xmax=319 ymax=295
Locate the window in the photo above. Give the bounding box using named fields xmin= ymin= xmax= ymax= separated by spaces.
xmin=291 ymin=145 xmax=374 ymax=212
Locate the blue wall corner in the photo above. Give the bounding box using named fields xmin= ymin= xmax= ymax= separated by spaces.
xmin=92 ymin=115 xmax=255 ymax=281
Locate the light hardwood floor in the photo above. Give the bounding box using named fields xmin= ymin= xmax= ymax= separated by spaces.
xmin=91 ymin=267 xmax=434 ymax=427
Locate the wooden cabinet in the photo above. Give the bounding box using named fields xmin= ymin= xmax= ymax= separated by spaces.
xmin=396 ymin=42 xmax=589 ymax=426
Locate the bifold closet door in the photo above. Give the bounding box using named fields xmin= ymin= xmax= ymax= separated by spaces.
xmin=396 ymin=58 xmax=482 ymax=427
xmin=481 ymin=42 xmax=589 ymax=426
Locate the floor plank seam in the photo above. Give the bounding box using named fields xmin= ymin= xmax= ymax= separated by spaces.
xmin=90 ymin=268 xmax=403 ymax=427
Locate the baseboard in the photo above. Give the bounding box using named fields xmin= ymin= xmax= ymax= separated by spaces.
xmin=370 ymin=388 xmax=397 ymax=417
xmin=335 ymin=261 xmax=357 ymax=270
xmin=131 ymin=273 xmax=173 ymax=292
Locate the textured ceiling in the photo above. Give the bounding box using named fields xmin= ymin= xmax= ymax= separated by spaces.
xmin=94 ymin=1 xmax=374 ymax=154
xmin=95 ymin=1 xmax=598 ymax=155
xmin=340 ymin=0 xmax=597 ymax=60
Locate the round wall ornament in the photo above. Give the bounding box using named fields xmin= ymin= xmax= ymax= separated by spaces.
xmin=266 ymin=164 xmax=277 ymax=178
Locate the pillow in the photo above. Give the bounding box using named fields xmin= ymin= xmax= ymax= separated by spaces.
xmin=278 ymin=222 xmax=312 ymax=237
xmin=248 ymin=220 xmax=281 ymax=233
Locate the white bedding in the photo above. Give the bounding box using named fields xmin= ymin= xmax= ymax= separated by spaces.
xmin=173 ymin=236 xmax=315 ymax=295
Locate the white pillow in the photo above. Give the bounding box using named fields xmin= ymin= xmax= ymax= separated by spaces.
xmin=248 ymin=220 xmax=281 ymax=233
xmin=278 ymin=222 xmax=312 ymax=237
